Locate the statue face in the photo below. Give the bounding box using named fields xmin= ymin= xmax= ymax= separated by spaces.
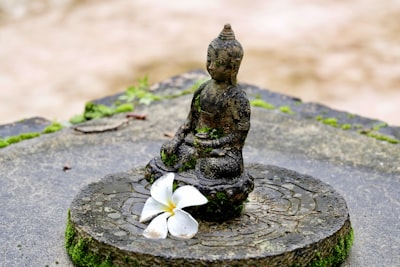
xmin=206 ymin=45 xmax=233 ymax=83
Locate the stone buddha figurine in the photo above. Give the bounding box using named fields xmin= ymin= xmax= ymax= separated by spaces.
xmin=145 ymin=24 xmax=254 ymax=221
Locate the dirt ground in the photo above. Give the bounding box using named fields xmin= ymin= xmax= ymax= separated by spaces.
xmin=1 ymin=0 xmax=400 ymax=125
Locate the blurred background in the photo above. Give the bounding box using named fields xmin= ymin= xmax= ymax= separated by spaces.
xmin=1 ymin=0 xmax=399 ymax=125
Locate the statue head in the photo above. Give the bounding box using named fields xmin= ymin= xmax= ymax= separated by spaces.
xmin=207 ymin=24 xmax=244 ymax=85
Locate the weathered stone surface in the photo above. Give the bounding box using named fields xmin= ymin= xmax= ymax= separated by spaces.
xmin=0 ymin=71 xmax=399 ymax=266
xmin=68 ymin=164 xmax=351 ymax=266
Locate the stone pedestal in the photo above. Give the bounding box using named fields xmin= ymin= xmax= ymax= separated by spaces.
xmin=145 ymin=156 xmax=255 ymax=221
xmin=67 ymin=164 xmax=353 ymax=267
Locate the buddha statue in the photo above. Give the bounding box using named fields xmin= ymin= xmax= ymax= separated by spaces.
xmin=145 ymin=24 xmax=254 ymax=221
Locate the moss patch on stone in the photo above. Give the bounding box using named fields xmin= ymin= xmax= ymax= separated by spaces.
xmin=279 ymin=105 xmax=294 ymax=114
xmin=365 ymin=132 xmax=399 ymax=144
xmin=0 ymin=121 xmax=64 ymax=149
xmin=5 ymin=132 xmax=41 ymax=144
xmin=65 ymin=210 xmax=115 ymax=267
xmin=315 ymin=114 xmax=399 ymax=144
xmin=372 ymin=122 xmax=388 ymax=131
xmin=0 ymin=138 xmax=9 ymax=148
xmin=250 ymin=98 xmax=296 ymax=115
xmin=307 ymin=228 xmax=354 ymax=267
xmin=250 ymin=99 xmax=275 ymax=110
xmin=177 ymin=157 xmax=196 ymax=172
xmin=316 ymin=116 xmax=338 ymax=127
xmin=190 ymin=191 xmax=245 ymax=222
xmin=341 ymin=124 xmax=352 ymax=130
xmin=160 ymin=150 xmax=178 ymax=167
xmin=196 ymin=127 xmax=224 ymax=139
xmin=42 ymin=121 xmax=63 ymax=134
xmin=114 ymin=103 xmax=134 ymax=114
xmin=69 ymin=77 xmax=206 ymax=125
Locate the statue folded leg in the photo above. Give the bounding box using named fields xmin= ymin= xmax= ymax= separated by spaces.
xmin=197 ymin=149 xmax=243 ymax=181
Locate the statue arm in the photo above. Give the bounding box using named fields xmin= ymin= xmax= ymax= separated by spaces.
xmin=161 ymin=84 xmax=205 ymax=154
xmin=174 ymin=84 xmax=204 ymax=139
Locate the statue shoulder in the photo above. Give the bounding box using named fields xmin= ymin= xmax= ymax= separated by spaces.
xmin=229 ymin=85 xmax=250 ymax=106
xmin=193 ymin=80 xmax=211 ymax=96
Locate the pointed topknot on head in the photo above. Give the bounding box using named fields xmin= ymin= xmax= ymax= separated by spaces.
xmin=218 ymin=24 xmax=235 ymax=41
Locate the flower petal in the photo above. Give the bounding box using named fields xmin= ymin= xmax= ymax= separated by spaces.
xmin=143 ymin=212 xmax=171 ymax=239
xmin=150 ymin=173 xmax=174 ymax=206
xmin=173 ymin=185 xmax=208 ymax=209
xmin=167 ymin=209 xmax=199 ymax=239
xmin=139 ymin=197 xmax=167 ymax=222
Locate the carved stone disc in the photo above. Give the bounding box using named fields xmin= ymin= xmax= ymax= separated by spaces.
xmin=66 ymin=164 xmax=353 ymax=266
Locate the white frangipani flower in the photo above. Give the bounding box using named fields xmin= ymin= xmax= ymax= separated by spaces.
xmin=140 ymin=173 xmax=208 ymax=239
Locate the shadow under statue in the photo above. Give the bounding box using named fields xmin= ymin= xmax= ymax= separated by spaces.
xmin=145 ymin=24 xmax=254 ymax=221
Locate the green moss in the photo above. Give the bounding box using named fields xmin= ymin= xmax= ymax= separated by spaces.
xmin=250 ymin=99 xmax=275 ymax=110
xmin=65 ymin=210 xmax=75 ymax=248
xmin=372 ymin=122 xmax=388 ymax=131
xmin=321 ymin=117 xmax=338 ymax=127
xmin=65 ymin=210 xmax=115 ymax=267
xmin=194 ymin=94 xmax=201 ymax=112
xmin=6 ymin=135 xmax=21 ymax=144
xmin=316 ymin=115 xmax=398 ymax=144
xmin=366 ymin=132 xmax=399 ymax=144
xmin=69 ymin=77 xmax=207 ymax=125
xmin=279 ymin=105 xmax=294 ymax=114
xmin=114 ymin=103 xmax=134 ymax=113
xmin=119 ymin=76 xmax=161 ymax=105
xmin=161 ymin=150 xmax=178 ymax=167
xmin=69 ymin=101 xmax=133 ymax=124
xmin=341 ymin=124 xmax=352 ymax=130
xmin=196 ymin=127 xmax=223 ymax=139
xmin=4 ymin=132 xmax=42 ymax=145
xmin=84 ymin=102 xmax=114 ymax=120
xmin=1 ymin=131 xmax=42 ymax=149
xmin=20 ymin=132 xmax=41 ymax=140
xmin=307 ymin=228 xmax=354 ymax=267
xmin=70 ymin=77 xmax=157 ymax=124
xmin=178 ymin=157 xmax=197 ymax=172
xmin=42 ymin=122 xmax=63 ymax=134
xmin=0 ymin=139 xmax=9 ymax=148
xmin=191 ymin=191 xmax=245 ymax=222
xmin=69 ymin=114 xmax=86 ymax=124
xmin=164 ymin=78 xmax=208 ymax=99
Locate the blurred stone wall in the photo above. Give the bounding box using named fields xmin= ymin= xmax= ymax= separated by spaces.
xmin=1 ymin=0 xmax=399 ymax=125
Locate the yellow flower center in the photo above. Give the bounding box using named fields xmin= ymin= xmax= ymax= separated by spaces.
xmin=164 ymin=200 xmax=176 ymax=215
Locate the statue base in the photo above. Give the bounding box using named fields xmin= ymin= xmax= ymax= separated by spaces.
xmin=145 ymin=157 xmax=254 ymax=222
xmin=66 ymin=164 xmax=353 ymax=267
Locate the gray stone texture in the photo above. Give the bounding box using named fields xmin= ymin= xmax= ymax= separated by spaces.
xmin=0 ymin=70 xmax=399 ymax=266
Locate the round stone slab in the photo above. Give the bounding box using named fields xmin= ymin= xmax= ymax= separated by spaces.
xmin=66 ymin=164 xmax=353 ymax=266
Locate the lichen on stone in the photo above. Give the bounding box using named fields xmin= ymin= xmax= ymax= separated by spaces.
xmin=160 ymin=149 xmax=178 ymax=167
xmin=279 ymin=105 xmax=294 ymax=114
xmin=250 ymin=98 xmax=275 ymax=110
xmin=65 ymin=210 xmax=115 ymax=267
xmin=42 ymin=121 xmax=63 ymax=134
xmin=307 ymin=228 xmax=354 ymax=267
xmin=0 ymin=138 xmax=9 ymax=148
